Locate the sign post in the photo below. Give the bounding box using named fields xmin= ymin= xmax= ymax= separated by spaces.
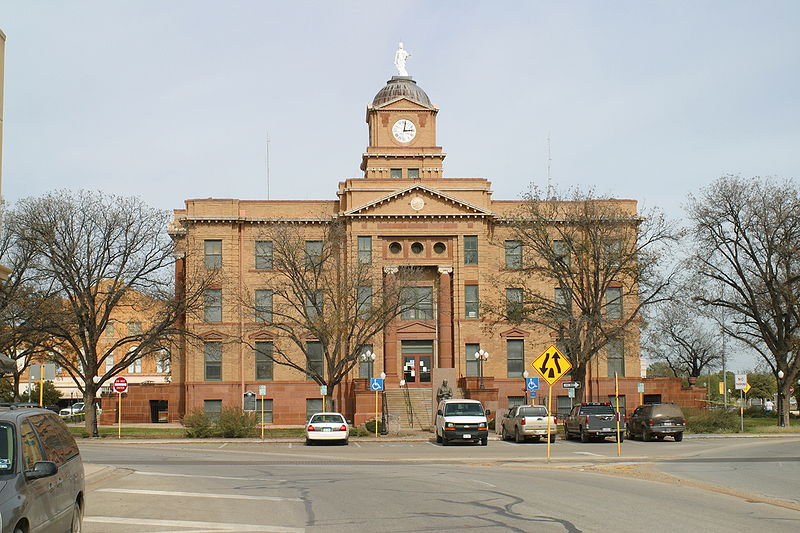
xmin=525 ymin=377 xmax=539 ymax=405
xmin=320 ymin=385 xmax=328 ymax=412
xmin=532 ymin=345 xmax=572 ymax=462
xmin=113 ymin=377 xmax=128 ymax=439
xmin=735 ymin=374 xmax=748 ymax=432
xmin=259 ymin=385 xmax=267 ymax=439
xmin=370 ymin=378 xmax=384 ymax=438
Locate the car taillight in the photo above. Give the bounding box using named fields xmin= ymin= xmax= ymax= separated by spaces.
xmin=339 ymin=425 xmax=347 ymax=431
xmin=520 ymin=417 xmax=526 ymax=425
xmin=554 ymin=415 xmax=558 ymax=424
xmin=648 ymin=419 xmax=654 ymax=426
xmin=681 ymin=418 xmax=686 ymax=425
xmin=585 ymin=415 xmax=590 ymax=425
xmin=307 ymin=425 xmax=315 ymax=431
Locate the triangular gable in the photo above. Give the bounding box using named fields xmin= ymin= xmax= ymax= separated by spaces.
xmin=344 ymin=184 xmax=492 ymax=218
xmin=396 ymin=321 xmax=437 ymax=335
xmin=499 ymin=327 xmax=530 ymax=338
xmin=199 ymin=330 xmax=227 ymax=341
xmin=372 ymin=97 xmax=433 ymax=110
xmin=248 ymin=331 xmax=275 ymax=341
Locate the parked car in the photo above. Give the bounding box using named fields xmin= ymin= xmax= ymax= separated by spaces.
xmin=564 ymin=402 xmax=625 ymax=442
xmin=435 ymin=399 xmax=489 ymax=446
xmin=305 ymin=412 xmax=349 ymax=445
xmin=0 ymin=405 xmax=85 ymax=532
xmin=626 ymin=403 xmax=685 ymax=442
xmin=59 ymin=402 xmax=102 ymax=417
xmin=501 ymin=404 xmax=557 ymax=443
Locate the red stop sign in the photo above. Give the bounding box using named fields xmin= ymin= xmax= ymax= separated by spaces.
xmin=113 ymin=376 xmax=128 ymax=393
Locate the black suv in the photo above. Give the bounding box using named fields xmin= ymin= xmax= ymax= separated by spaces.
xmin=0 ymin=406 xmax=84 ymax=532
xmin=626 ymin=403 xmax=686 ymax=442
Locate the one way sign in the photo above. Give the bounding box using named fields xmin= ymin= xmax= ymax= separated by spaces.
xmin=532 ymin=345 xmax=572 ymax=385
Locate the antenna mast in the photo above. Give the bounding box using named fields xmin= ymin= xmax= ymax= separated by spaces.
xmin=546 ymin=133 xmax=553 ymax=196
xmin=266 ymin=134 xmax=271 ymax=200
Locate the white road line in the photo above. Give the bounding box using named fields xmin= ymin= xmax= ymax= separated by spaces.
xmin=85 ymin=516 xmax=304 ymax=532
xmin=427 ymin=441 xmax=438 ymax=447
xmin=133 ymin=471 xmax=287 ymax=482
xmin=353 ymin=442 xmax=362 ymax=448
xmin=97 ymin=488 xmax=303 ymax=502
xmin=471 ymin=479 xmax=496 ymax=488
xmin=573 ymin=451 xmax=605 ymax=457
xmin=218 ymin=443 xmax=228 ymax=449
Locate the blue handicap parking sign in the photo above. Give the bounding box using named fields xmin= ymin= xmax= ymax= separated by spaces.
xmin=525 ymin=377 xmax=540 ymax=391
xmin=369 ymin=378 xmax=384 ymax=391
xmin=530 ymin=390 xmax=537 ymax=399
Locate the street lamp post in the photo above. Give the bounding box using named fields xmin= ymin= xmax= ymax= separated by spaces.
xmin=380 ymin=371 xmax=388 ymax=435
xmin=474 ymin=349 xmax=490 ymax=390
xmin=360 ymin=351 xmax=379 ymax=435
xmin=778 ymin=370 xmax=785 ymax=427
xmin=523 ymin=370 xmax=529 ymax=404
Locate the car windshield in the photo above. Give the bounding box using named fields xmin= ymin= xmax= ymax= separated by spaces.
xmin=518 ymin=406 xmax=548 ymax=417
xmin=444 ymin=403 xmax=484 ymax=416
xmin=310 ymin=414 xmax=345 ymax=424
xmin=651 ymin=405 xmax=683 ymax=418
xmin=0 ymin=423 xmax=14 ymax=473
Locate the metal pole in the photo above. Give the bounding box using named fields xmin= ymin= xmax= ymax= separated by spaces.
xmin=375 ymin=389 xmax=379 ymax=439
xmin=546 ymin=383 xmax=553 ymax=462
xmin=740 ymin=389 xmax=744 ymax=433
xmin=615 ymin=373 xmax=621 ymax=457
xmin=118 ymin=392 xmax=122 ymax=439
xmin=38 ymin=364 xmax=44 ymax=407
xmin=261 ymin=395 xmax=265 ymax=440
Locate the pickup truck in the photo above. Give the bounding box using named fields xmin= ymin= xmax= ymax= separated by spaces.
xmin=563 ymin=402 xmax=624 ymax=442
xmin=500 ymin=404 xmax=557 ymax=443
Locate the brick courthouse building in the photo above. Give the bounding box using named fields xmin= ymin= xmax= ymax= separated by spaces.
xmin=163 ymin=72 xmax=703 ymax=427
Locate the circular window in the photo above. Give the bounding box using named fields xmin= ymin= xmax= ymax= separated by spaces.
xmin=389 ymin=242 xmax=402 ymax=254
xmin=433 ymin=242 xmax=446 ymax=254
xmin=411 ymin=242 xmax=424 ymax=254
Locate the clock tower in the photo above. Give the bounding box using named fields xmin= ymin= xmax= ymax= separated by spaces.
xmin=361 ymin=76 xmax=445 ymax=180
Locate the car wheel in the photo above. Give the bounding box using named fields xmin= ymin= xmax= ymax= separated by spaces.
xmin=480 ymin=437 xmax=488 ymax=446
xmin=580 ymin=427 xmax=589 ymax=443
xmin=656 ymin=434 xmax=665 ymax=441
xmin=436 ymin=431 xmax=442 ymax=443
xmin=70 ymin=501 xmax=83 ymax=533
xmin=442 ymin=435 xmax=449 ymax=446
xmin=642 ymin=429 xmax=651 ymax=442
xmin=618 ymin=432 xmax=624 ymax=443
xmin=625 ymin=427 xmax=633 ymax=440
xmin=549 ymin=433 xmax=556 ymax=443
xmin=674 ymin=432 xmax=683 ymax=442
xmin=515 ymin=428 xmax=524 ymax=443
xmin=342 ymin=438 xmax=349 ymax=446
xmin=305 ymin=438 xmax=312 ymax=446
xmin=501 ymin=427 xmax=507 ymax=441
xmin=14 ymin=527 xmax=25 ymax=533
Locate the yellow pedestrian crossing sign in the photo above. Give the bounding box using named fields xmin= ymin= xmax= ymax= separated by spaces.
xmin=532 ymin=345 xmax=572 ymax=384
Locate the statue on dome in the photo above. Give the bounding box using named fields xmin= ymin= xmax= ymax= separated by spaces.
xmin=394 ymin=42 xmax=411 ymax=76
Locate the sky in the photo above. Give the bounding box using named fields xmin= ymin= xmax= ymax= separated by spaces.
xmin=2 ymin=1 xmax=798 ymax=371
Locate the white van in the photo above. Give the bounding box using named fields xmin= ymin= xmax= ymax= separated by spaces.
xmin=435 ymin=399 xmax=489 ymax=446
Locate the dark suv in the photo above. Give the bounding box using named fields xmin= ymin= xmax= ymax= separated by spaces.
xmin=0 ymin=406 xmax=84 ymax=532
xmin=626 ymin=403 xmax=686 ymax=442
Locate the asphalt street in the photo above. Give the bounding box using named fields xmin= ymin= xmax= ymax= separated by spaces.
xmin=77 ymin=436 xmax=800 ymax=533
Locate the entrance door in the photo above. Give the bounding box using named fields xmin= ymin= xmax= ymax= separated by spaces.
xmin=401 ymin=341 xmax=433 ymax=387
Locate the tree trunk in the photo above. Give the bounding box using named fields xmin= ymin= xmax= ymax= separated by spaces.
xmin=571 ymin=364 xmax=588 ymax=404
xmin=779 ymin=383 xmax=791 ymax=427
xmin=83 ymin=387 xmax=99 ymax=437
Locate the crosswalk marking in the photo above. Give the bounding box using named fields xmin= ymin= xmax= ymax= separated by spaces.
xmin=85 ymin=516 xmax=304 ymax=532
xmin=97 ymin=488 xmax=303 ymax=502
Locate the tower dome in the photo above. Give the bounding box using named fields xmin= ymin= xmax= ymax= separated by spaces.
xmin=372 ymin=76 xmax=432 ymax=108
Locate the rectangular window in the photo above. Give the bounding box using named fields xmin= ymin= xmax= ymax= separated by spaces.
xmin=305 ymin=240 xmax=323 ymax=269
xmin=306 ymin=398 xmax=323 ymax=420
xmin=127 ymin=321 xmax=141 ymax=335
xmin=553 ymin=240 xmax=570 ymax=267
xmin=204 ymin=289 xmax=222 ymax=323
xmin=256 ymin=399 xmax=274 ymax=424
xmin=465 ymin=284 xmax=479 ymax=318
xmin=506 ymin=288 xmax=523 ymax=321
xmin=606 ymin=287 xmax=623 ymax=320
xmin=255 ymin=341 xmax=274 ymax=381
xmin=465 ymin=343 xmax=480 ymax=377
xmin=555 ymin=287 xmax=571 ymax=318
xmin=507 ymin=339 xmax=524 ymax=378
xmin=508 ymin=396 xmax=525 ymax=408
xmin=255 ymin=289 xmax=273 ymax=323
xmin=607 ymin=339 xmax=625 ymax=377
xmin=305 ymin=290 xmax=323 ymax=318
xmin=204 ymin=400 xmax=222 ymax=421
xmin=505 ymin=240 xmax=522 ymax=269
xmin=401 ymin=286 xmax=434 ymax=320
xmin=255 ymin=240 xmax=273 ymax=270
xmin=105 ymin=322 xmax=115 ymax=337
xmin=357 ymin=286 xmax=372 ymax=318
xmin=357 ymin=236 xmax=372 ymax=264
xmin=204 ymin=239 xmax=222 ymax=269
xmin=605 ymin=239 xmax=622 ymax=269
xmin=464 ymin=235 xmax=478 ymax=265
xmin=156 ymin=352 xmax=170 ymax=374
xmin=608 ymin=394 xmax=626 ymax=416
xmin=127 ymin=358 xmax=142 ymax=374
xmin=306 ymin=341 xmax=324 ymax=380
xmin=408 ymin=168 xmax=420 ymax=179
xmin=105 ymin=356 xmax=114 ymax=373
xmin=358 ymin=345 xmax=374 ymax=379
xmin=204 ymin=342 xmax=222 ymax=381
xmin=390 ymin=168 xmax=402 ymax=179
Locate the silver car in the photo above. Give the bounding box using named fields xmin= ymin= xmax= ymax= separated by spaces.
xmin=500 ymin=404 xmax=557 ymax=443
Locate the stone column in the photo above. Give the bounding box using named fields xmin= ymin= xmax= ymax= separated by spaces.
xmin=383 ymin=267 xmax=399 ymax=382
xmin=437 ymin=266 xmax=454 ymax=368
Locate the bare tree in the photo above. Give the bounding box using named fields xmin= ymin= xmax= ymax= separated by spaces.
xmin=244 ymin=220 xmax=421 ymax=409
xmin=688 ymin=175 xmax=800 ymax=426
xmin=642 ymin=296 xmax=722 ymax=378
xmin=13 ymin=190 xmax=212 ymax=435
xmin=496 ymin=186 xmax=679 ymax=402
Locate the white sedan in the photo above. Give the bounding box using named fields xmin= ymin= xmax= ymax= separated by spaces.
xmin=305 ymin=412 xmax=349 ymax=445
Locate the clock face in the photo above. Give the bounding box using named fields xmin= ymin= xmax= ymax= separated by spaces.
xmin=392 ymin=119 xmax=417 ymax=143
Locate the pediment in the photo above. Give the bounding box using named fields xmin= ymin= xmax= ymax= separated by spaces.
xmin=343 ymin=184 xmax=492 ymax=219
xmin=248 ymin=331 xmax=275 ymax=341
xmin=199 ymin=330 xmax=227 ymax=341
xmin=373 ymin=97 xmax=433 ymax=110
xmin=499 ymin=327 xmax=530 ymax=338
xmin=395 ymin=321 xmax=437 ymax=335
